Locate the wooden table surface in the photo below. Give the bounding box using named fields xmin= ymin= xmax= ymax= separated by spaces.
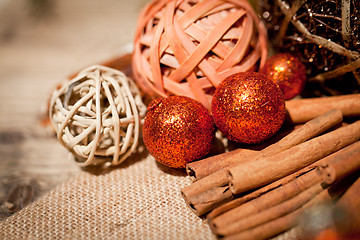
xmin=0 ymin=0 xmax=147 ymax=220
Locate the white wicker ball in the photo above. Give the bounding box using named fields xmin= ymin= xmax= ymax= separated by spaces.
xmin=49 ymin=65 xmax=147 ymax=167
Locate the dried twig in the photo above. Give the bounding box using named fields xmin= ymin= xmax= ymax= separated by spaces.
xmin=274 ymin=0 xmax=360 ymax=83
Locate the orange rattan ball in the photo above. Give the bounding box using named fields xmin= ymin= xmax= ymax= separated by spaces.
xmin=132 ymin=0 xmax=268 ymax=110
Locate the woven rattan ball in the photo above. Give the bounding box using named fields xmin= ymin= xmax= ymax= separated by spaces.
xmin=49 ymin=65 xmax=147 ymax=167
xmin=132 ymin=0 xmax=268 ymax=110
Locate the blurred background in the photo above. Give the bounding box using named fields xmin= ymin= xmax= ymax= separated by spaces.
xmin=0 ymin=0 xmax=148 ymax=220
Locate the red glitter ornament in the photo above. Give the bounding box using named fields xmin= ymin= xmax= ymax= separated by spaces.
xmin=143 ymin=96 xmax=215 ymax=168
xmin=261 ymin=53 xmax=307 ymax=100
xmin=212 ymin=72 xmax=286 ymax=144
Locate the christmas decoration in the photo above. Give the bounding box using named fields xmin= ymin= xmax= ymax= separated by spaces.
xmin=132 ymin=0 xmax=268 ymax=110
xmin=212 ymin=72 xmax=286 ymax=144
xmin=259 ymin=0 xmax=360 ymax=96
xmin=261 ymin=53 xmax=307 ymax=100
xmin=49 ymin=65 xmax=147 ymax=167
xmin=142 ymin=96 xmax=215 ymax=168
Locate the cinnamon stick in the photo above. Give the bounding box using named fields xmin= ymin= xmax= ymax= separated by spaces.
xmin=222 ymin=173 xmax=359 ymax=240
xmin=206 ymin=141 xmax=355 ymax=221
xmin=181 ymin=110 xmax=343 ymax=216
xmin=206 ymin=149 xmax=342 ymax=221
xmin=186 ymin=108 xmax=342 ymax=181
xmin=181 ymin=169 xmax=233 ymax=215
xmin=209 ymin=169 xmax=322 ymax=236
xmin=222 ymin=189 xmax=335 ymax=240
xmin=186 ymin=126 xmax=297 ymax=181
xmin=186 ymin=148 xmax=257 ymax=182
xmin=228 ymin=120 xmax=360 ymax=195
xmin=214 ymin=163 xmax=359 ymax=239
xmin=317 ymin=141 xmax=360 ymax=185
xmin=207 ymin=165 xmax=316 ymax=221
xmin=336 ymin=175 xmax=360 ymax=207
xmin=286 ymin=93 xmax=360 ymax=124
xmin=335 ymin=175 xmax=360 ymax=234
xmin=216 ymin=182 xmax=324 ymax=237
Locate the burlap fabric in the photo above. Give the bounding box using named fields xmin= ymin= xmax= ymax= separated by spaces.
xmin=0 ymin=147 xmax=305 ymax=240
xmin=0 ymin=149 xmax=216 ymax=240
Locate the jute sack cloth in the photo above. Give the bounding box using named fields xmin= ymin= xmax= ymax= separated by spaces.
xmin=0 ymin=149 xmax=303 ymax=240
xmin=0 ymin=150 xmax=216 ymax=240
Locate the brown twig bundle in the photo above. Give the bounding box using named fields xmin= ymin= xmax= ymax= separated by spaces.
xmin=49 ymin=65 xmax=147 ymax=167
xmin=132 ymin=0 xmax=268 ymax=110
xmin=208 ymin=140 xmax=360 ymax=239
xmin=260 ymin=0 xmax=360 ymax=95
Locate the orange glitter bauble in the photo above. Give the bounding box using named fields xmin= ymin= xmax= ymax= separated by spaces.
xmin=132 ymin=0 xmax=268 ymax=110
xmin=143 ymin=96 xmax=215 ymax=168
xmin=212 ymin=72 xmax=286 ymax=144
xmin=260 ymin=53 xmax=307 ymax=100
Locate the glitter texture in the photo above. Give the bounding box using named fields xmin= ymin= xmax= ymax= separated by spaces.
xmin=143 ymin=96 xmax=215 ymax=168
xmin=212 ymin=72 xmax=286 ymax=144
xmin=261 ymin=53 xmax=307 ymax=100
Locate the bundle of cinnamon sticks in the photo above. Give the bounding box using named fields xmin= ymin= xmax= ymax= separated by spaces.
xmin=181 ymin=94 xmax=360 ymax=239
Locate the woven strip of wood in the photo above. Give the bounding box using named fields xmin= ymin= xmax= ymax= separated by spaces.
xmin=132 ymin=0 xmax=268 ymax=110
xmin=49 ymin=65 xmax=147 ymax=167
